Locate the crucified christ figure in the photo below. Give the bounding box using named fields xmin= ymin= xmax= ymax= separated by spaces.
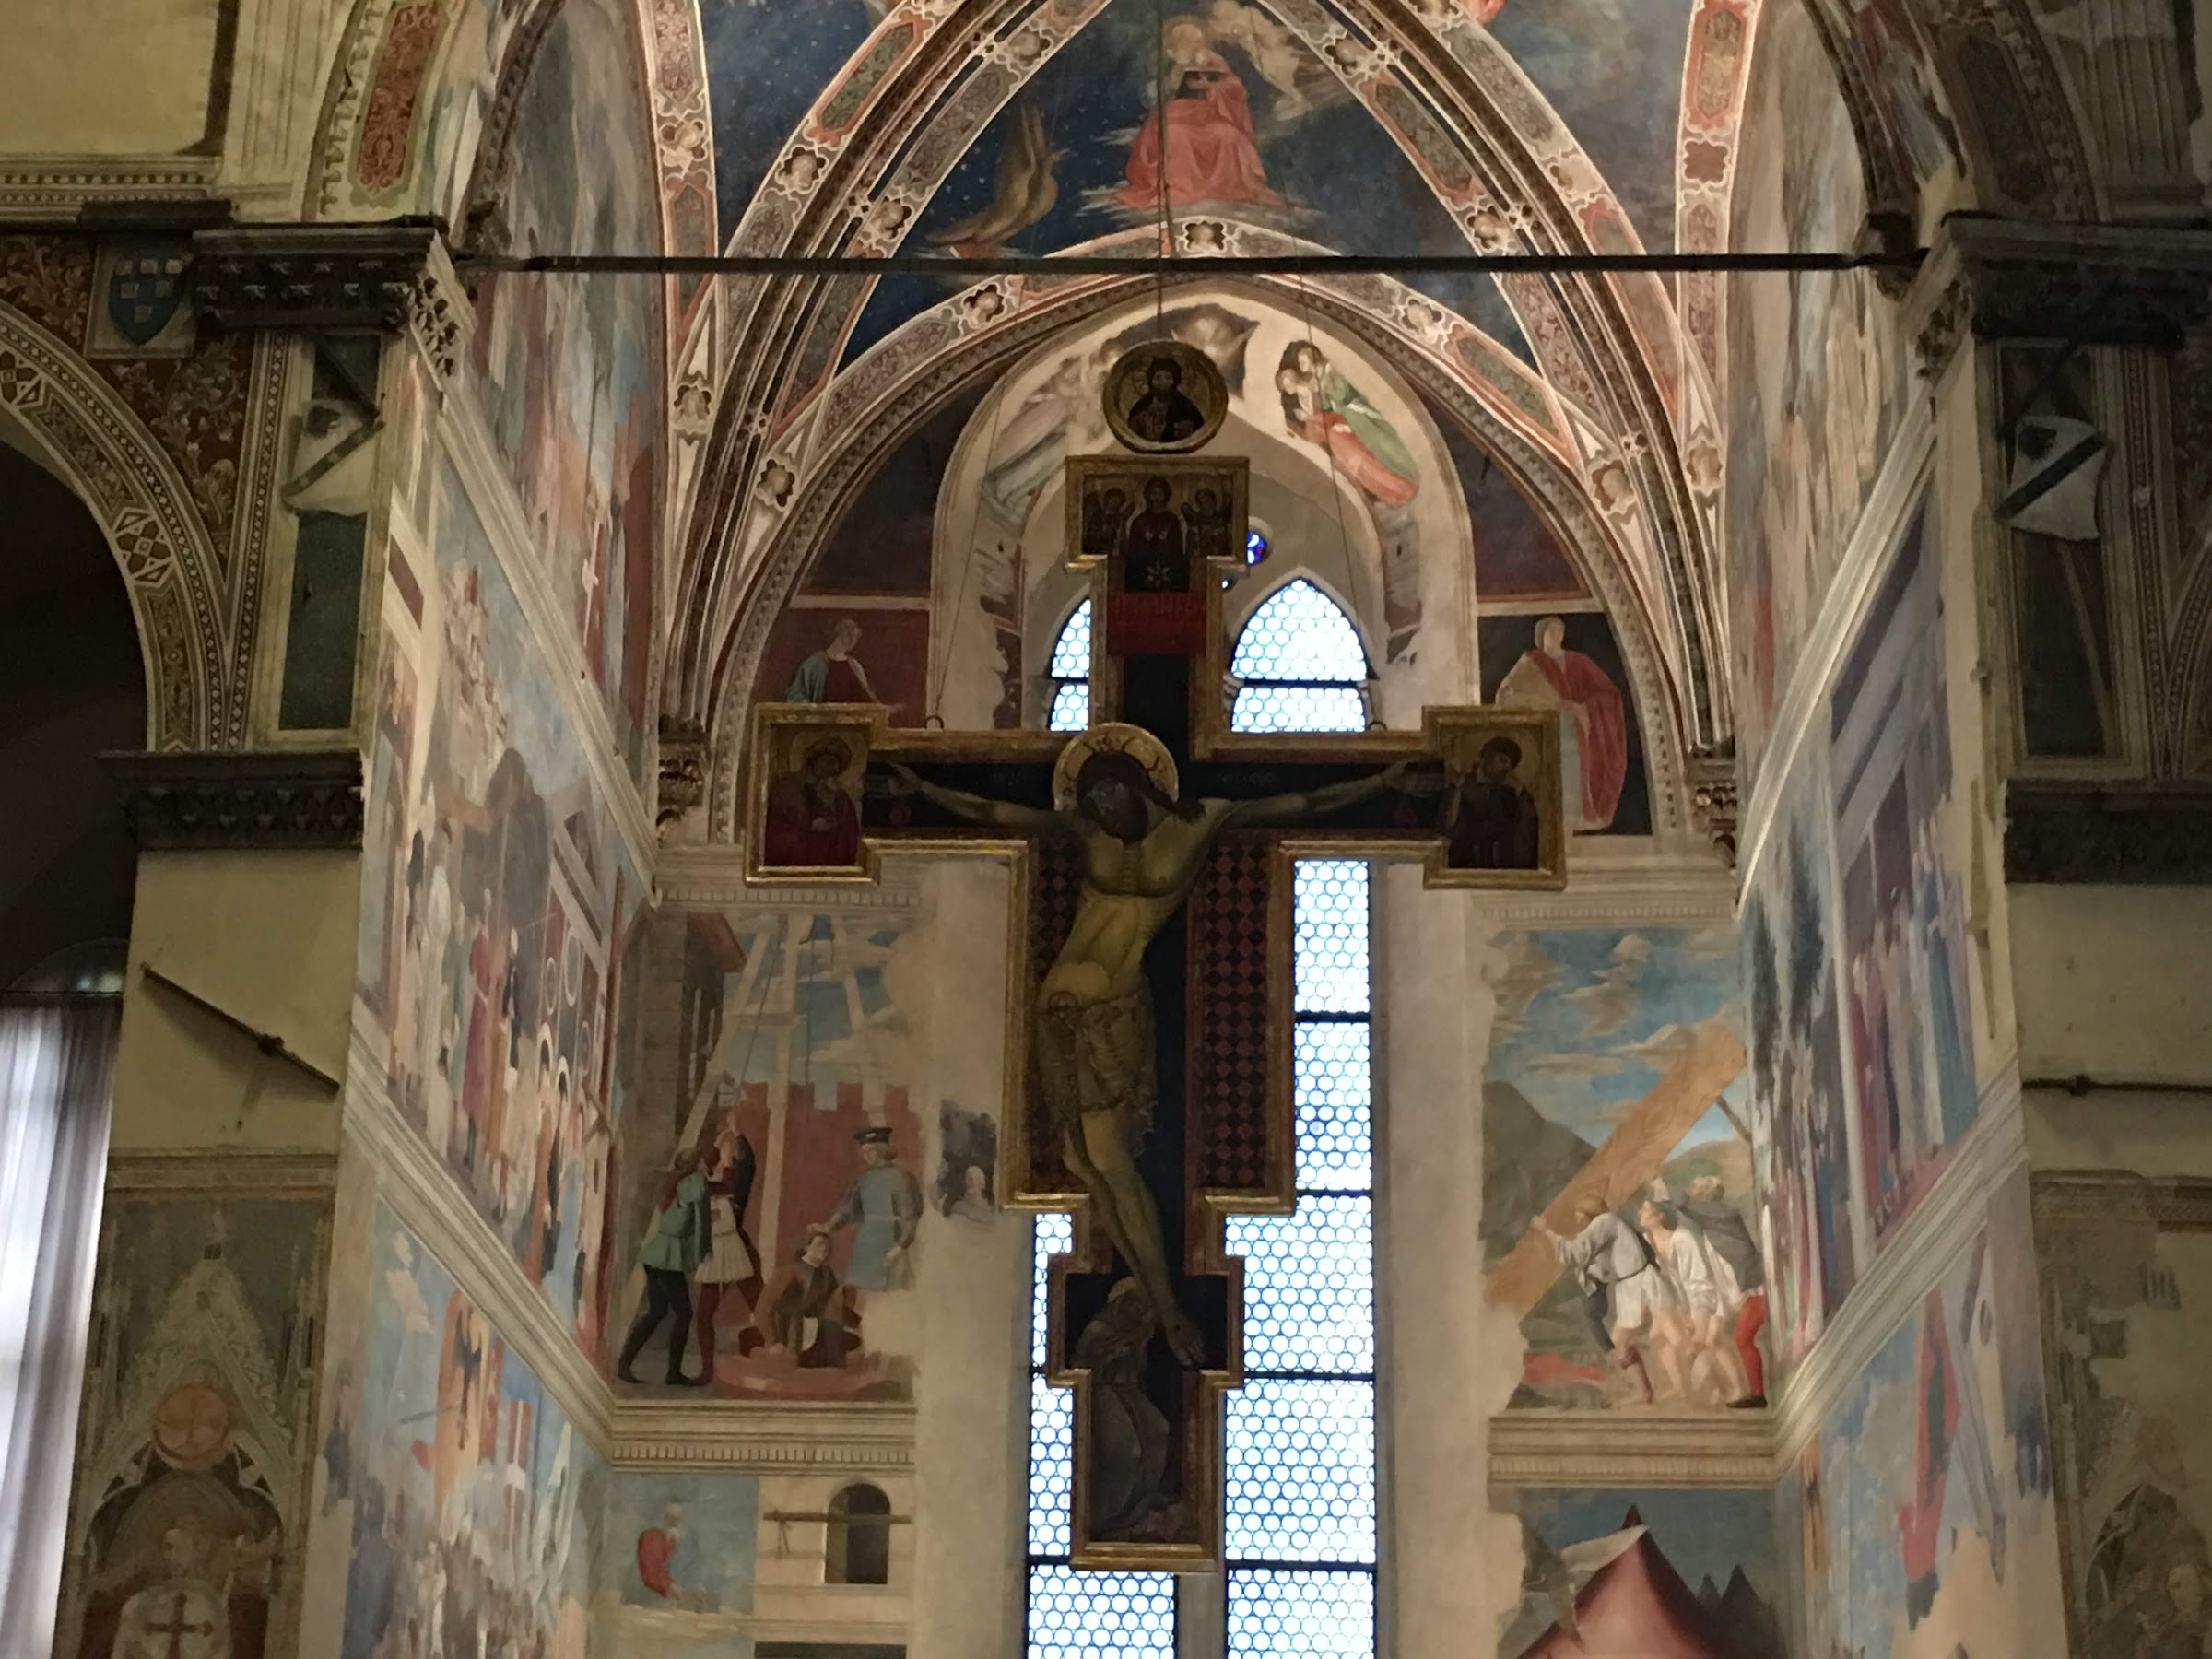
xmin=892 ymin=731 xmax=1410 ymax=1366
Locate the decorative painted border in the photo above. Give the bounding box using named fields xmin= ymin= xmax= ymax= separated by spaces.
xmin=1489 ymin=1409 xmax=1774 ymax=1490
xmin=1768 ymin=1059 xmax=2026 ymax=1467
xmin=0 ymin=293 xmax=234 ymax=748
xmin=609 ymin=1401 xmax=917 ymax=1474
xmin=0 ymin=157 xmax=221 ymax=218
xmin=341 ymin=1017 xmax=616 ymax=1451
xmin=1731 ymin=390 xmax=1935 ymax=882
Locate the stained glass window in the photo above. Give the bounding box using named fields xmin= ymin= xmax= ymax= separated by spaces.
xmin=1230 ymin=579 xmax=1370 ymax=734
xmin=1047 ymin=600 xmax=1091 ymax=732
xmin=1226 ymin=860 xmax=1378 ymax=1656
xmin=1025 ymin=585 xmax=1379 ymax=1657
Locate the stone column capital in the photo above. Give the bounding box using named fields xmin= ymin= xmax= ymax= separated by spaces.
xmin=189 ymin=222 xmax=470 ymax=380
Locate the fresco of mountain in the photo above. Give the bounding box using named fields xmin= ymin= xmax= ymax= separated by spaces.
xmin=1506 ymin=1515 xmax=1781 ymax=1659
xmin=1484 ymin=1080 xmax=1597 ymax=1262
xmin=1707 ymin=1564 xmax=1785 ymax=1658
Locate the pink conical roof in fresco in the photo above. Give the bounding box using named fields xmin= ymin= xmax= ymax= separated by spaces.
xmin=1513 ymin=1525 xmax=1744 ymax=1659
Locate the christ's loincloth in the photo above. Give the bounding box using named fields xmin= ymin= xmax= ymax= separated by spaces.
xmin=1037 ymin=983 xmax=1157 ymax=1147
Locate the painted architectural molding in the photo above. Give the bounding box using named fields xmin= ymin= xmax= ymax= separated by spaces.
xmin=0 ymin=157 xmax=222 ymax=218
xmin=1488 ymin=1409 xmax=1773 ymax=1491
xmin=1768 ymin=1065 xmax=2025 ymax=1466
xmin=104 ymin=747 xmax=366 ymax=850
xmin=610 ymin=1401 xmax=918 ymax=1476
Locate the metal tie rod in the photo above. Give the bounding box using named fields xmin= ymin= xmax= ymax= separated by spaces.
xmin=453 ymin=249 xmax=1920 ymax=279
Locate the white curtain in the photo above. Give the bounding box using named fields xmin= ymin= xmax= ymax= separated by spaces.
xmin=0 ymin=998 xmax=118 ymax=1659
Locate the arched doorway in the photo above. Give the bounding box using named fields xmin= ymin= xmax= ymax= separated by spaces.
xmin=0 ymin=414 xmax=144 ymax=1654
xmin=0 ymin=425 xmax=147 ymax=987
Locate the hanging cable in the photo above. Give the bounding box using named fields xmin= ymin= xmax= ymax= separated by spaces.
xmin=1151 ymin=0 xmax=1171 ymax=327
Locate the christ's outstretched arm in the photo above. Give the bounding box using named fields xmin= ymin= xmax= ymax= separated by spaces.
xmin=1218 ymin=758 xmax=1419 ymax=830
xmin=889 ymin=764 xmax=1062 ymax=833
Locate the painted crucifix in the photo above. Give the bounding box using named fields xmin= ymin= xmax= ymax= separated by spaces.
xmin=747 ymin=439 xmax=1565 ymax=1568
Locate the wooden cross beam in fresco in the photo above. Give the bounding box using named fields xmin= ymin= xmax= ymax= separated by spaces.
xmin=746 ymin=453 xmax=1564 ymax=1571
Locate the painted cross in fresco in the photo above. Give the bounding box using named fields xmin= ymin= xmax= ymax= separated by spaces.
xmin=749 ymin=451 xmax=1564 ymax=1570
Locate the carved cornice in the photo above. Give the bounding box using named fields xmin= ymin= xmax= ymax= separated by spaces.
xmin=2005 ymin=781 xmax=2212 ymax=884
xmin=1686 ymin=752 xmax=1740 ymax=863
xmin=103 ymin=747 xmax=364 ymax=850
xmin=190 ymin=224 xmax=469 ymax=378
xmin=1940 ymin=216 xmax=2212 ymax=348
xmin=1488 ymin=1408 xmax=1773 ymax=1489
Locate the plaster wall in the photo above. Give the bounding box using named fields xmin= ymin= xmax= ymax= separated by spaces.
xmin=112 ymin=849 xmax=361 ymax=1151
xmin=1376 ymin=872 xmax=1524 ymax=1656
xmin=2026 ymin=1088 xmax=2212 ymax=1177
xmin=2009 ymin=886 xmax=2212 ymax=1086
xmin=899 ymin=857 xmax=1031 ymax=1659
xmin=0 ymin=0 xmax=232 ymax=155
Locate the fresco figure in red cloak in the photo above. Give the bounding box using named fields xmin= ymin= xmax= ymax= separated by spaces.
xmin=1119 ymin=20 xmax=1282 ymax=211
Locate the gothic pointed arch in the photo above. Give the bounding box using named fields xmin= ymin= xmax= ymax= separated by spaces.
xmin=0 ymin=300 xmax=239 ymax=749
xmin=699 ymin=272 xmax=1693 ymax=846
xmin=664 ymin=0 xmax=1753 ymax=761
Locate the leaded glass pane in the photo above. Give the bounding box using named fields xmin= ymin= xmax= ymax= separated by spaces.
xmin=1049 ymin=600 xmax=1093 ymax=677
xmin=1294 ymin=1023 xmax=1372 ymax=1190
xmin=1230 ymin=580 xmax=1368 ymax=682
xmin=1224 ymin=1379 xmax=1378 ymax=1562
xmin=1032 ymin=1212 xmax=1072 ymax=1367
xmin=1231 ymin=684 xmax=1367 ymax=735
xmin=1049 ymin=682 xmax=1089 ymax=733
xmin=1293 ymin=862 xmax=1371 ymax=1015
xmin=1028 ymin=1568 xmax=1177 ymax=1657
xmin=1027 ymin=1376 xmax=1072 ymax=1558
xmin=1227 ymin=1570 xmax=1376 ymax=1657
xmin=1228 ymin=1194 xmax=1374 ymax=1374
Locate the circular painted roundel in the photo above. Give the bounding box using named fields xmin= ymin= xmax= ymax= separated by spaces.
xmin=152 ymin=1381 xmax=234 ymax=1470
xmin=1103 ymin=341 xmax=1228 ymax=454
